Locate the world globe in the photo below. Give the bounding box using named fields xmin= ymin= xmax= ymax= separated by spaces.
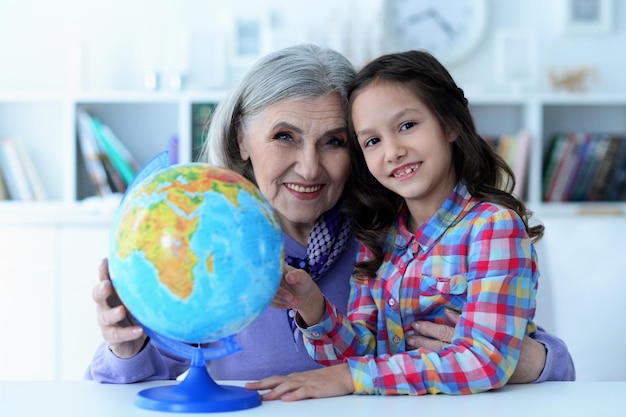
xmin=107 ymin=158 xmax=284 ymax=412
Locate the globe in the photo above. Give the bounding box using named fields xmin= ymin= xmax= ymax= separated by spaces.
xmin=107 ymin=159 xmax=284 ymax=412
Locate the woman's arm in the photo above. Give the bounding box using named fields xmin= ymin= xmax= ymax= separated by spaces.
xmin=85 ymin=340 xmax=189 ymax=383
xmin=405 ymin=312 xmax=576 ymax=383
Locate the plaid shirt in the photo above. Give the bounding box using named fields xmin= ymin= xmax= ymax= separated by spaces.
xmin=300 ymin=181 xmax=538 ymax=395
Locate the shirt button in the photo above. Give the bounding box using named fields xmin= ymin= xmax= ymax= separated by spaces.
xmin=388 ymin=298 xmax=396 ymax=307
xmin=393 ymin=336 xmax=401 ymax=344
xmin=398 ymin=262 xmax=405 ymax=269
xmin=311 ymin=331 xmax=320 ymax=337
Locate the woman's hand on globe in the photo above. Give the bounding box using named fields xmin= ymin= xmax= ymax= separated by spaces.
xmin=271 ymin=265 xmax=326 ymax=327
xmin=93 ymin=258 xmax=147 ymax=359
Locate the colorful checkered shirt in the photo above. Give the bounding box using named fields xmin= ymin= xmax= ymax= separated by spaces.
xmin=300 ymin=181 xmax=538 ymax=395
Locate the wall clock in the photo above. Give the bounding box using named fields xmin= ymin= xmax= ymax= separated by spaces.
xmin=383 ymin=0 xmax=489 ymax=65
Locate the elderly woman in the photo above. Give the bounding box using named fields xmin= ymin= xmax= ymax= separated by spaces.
xmin=86 ymin=44 xmax=574 ymax=383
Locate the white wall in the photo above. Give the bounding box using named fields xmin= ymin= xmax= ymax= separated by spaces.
xmin=1 ymin=0 xmax=625 ymax=381
xmin=1 ymin=0 xmax=625 ymax=93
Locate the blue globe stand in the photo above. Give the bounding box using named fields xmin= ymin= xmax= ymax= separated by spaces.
xmin=134 ymin=328 xmax=261 ymax=413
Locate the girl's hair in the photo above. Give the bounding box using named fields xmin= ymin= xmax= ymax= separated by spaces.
xmin=197 ymin=44 xmax=356 ymax=186
xmin=345 ymin=50 xmax=544 ymax=278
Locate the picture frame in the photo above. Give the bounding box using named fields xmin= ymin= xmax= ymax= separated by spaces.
xmin=227 ymin=11 xmax=272 ymax=68
xmin=562 ymin=0 xmax=613 ymax=35
xmin=494 ymin=29 xmax=538 ymax=92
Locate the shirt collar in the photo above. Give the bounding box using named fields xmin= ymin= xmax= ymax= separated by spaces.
xmin=392 ymin=181 xmax=479 ymax=252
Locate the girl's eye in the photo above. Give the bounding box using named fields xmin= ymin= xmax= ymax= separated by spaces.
xmin=364 ymin=137 xmax=380 ymax=148
xmin=400 ymin=121 xmax=416 ymax=131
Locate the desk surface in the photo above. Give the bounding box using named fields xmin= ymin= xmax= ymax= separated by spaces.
xmin=1 ymin=380 xmax=624 ymax=417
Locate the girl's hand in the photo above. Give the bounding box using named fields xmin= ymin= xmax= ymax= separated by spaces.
xmin=270 ymin=265 xmax=326 ymax=326
xmin=245 ymin=363 xmax=355 ymax=401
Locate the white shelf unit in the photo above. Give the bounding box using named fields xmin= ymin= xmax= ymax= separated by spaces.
xmin=1 ymin=91 xmax=625 ymax=215
xmin=0 ymin=92 xmax=224 ymax=213
xmin=1 ymin=92 xmax=626 ymax=381
xmin=469 ymin=92 xmax=626 ymax=216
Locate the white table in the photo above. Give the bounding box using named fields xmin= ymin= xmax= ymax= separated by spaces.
xmin=1 ymin=380 xmax=624 ymax=416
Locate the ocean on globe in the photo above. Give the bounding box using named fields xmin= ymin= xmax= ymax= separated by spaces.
xmin=108 ymin=163 xmax=284 ymax=344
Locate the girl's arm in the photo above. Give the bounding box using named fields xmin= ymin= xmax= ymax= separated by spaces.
xmin=297 ymin=246 xmax=381 ymax=364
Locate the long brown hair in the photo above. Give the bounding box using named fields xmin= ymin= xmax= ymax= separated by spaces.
xmin=345 ymin=50 xmax=544 ymax=279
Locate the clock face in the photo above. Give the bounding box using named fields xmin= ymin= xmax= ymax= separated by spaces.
xmin=384 ymin=0 xmax=488 ymax=65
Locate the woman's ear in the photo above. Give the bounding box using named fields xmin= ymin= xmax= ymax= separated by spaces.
xmin=238 ymin=138 xmax=250 ymax=161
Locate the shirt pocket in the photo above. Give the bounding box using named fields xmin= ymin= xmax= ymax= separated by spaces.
xmin=419 ymin=274 xmax=468 ymax=297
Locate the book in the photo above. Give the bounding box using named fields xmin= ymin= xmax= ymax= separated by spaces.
xmin=0 ymin=137 xmax=34 ymax=200
xmin=511 ymin=130 xmax=531 ymax=198
xmin=0 ymin=163 xmax=11 ymax=200
xmin=601 ymin=136 xmax=626 ymax=201
xmin=568 ymin=133 xmax=606 ymax=201
xmin=548 ymin=133 xmax=582 ymax=202
xmin=552 ymin=132 xmax=587 ymax=202
xmin=587 ymin=135 xmax=621 ymax=201
xmin=76 ymin=110 xmax=113 ymax=197
xmin=191 ymin=103 xmax=216 ymax=161
xmin=88 ymin=115 xmax=138 ymax=186
xmin=11 ymin=137 xmax=47 ymax=200
xmin=168 ymin=135 xmax=179 ymax=165
xmin=542 ymin=133 xmax=570 ymax=201
xmin=99 ymin=151 xmax=128 ymax=194
xmin=484 ymin=132 xmax=530 ymax=198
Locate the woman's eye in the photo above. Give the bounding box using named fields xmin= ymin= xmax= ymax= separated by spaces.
xmin=400 ymin=121 xmax=416 ymax=131
xmin=364 ymin=137 xmax=380 ymax=148
xmin=326 ymin=136 xmax=348 ymax=148
xmin=273 ymin=132 xmax=293 ymax=142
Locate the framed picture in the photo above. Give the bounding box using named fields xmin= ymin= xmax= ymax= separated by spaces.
xmin=227 ymin=11 xmax=272 ymax=68
xmin=562 ymin=0 xmax=613 ymax=35
xmin=494 ymin=29 xmax=538 ymax=91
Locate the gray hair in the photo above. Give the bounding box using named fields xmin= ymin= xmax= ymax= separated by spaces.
xmin=197 ymin=43 xmax=356 ymax=184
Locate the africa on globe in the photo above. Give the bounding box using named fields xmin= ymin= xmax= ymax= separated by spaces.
xmin=108 ymin=163 xmax=284 ymax=344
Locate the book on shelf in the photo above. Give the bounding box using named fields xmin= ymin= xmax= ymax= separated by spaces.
xmin=484 ymin=130 xmax=531 ymax=199
xmin=542 ymin=132 xmax=626 ymax=203
xmin=168 ymin=135 xmax=179 ymax=165
xmin=511 ymin=130 xmax=530 ymax=198
xmin=77 ymin=109 xmax=142 ymax=197
xmin=602 ymin=137 xmax=626 ymax=201
xmin=12 ymin=136 xmax=47 ymax=200
xmin=191 ymin=103 xmax=216 ymax=161
xmin=587 ymin=135 xmax=624 ymax=201
xmin=0 ymin=137 xmax=46 ymax=201
xmin=542 ymin=133 xmax=569 ymax=201
xmin=89 ymin=115 xmax=139 ymax=185
xmin=0 ymin=162 xmax=8 ymax=200
xmin=610 ymin=137 xmax=626 ymax=200
xmin=547 ymin=133 xmax=585 ymax=202
xmin=76 ymin=110 xmax=113 ymax=197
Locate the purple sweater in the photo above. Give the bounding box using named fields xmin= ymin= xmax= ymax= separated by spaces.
xmin=85 ymin=234 xmax=575 ymax=383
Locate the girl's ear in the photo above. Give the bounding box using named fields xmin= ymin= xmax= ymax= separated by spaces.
xmin=447 ymin=128 xmax=459 ymax=143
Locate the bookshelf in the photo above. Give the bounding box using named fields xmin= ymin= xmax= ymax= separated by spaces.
xmin=1 ymin=91 xmax=625 ymax=381
xmin=1 ymin=91 xmax=625 ymax=214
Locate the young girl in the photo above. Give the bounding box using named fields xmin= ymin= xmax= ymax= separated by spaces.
xmin=247 ymin=50 xmax=543 ymax=400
